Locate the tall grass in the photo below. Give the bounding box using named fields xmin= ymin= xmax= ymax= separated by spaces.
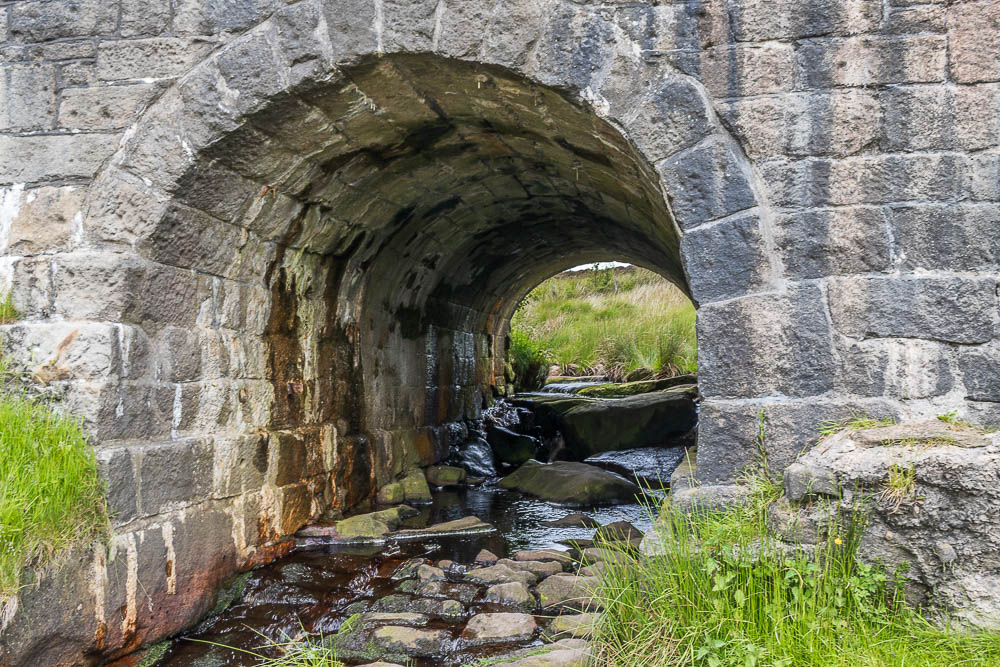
xmin=0 ymin=359 xmax=108 ymax=600
xmin=592 ymin=475 xmax=1000 ymax=666
xmin=0 ymin=290 xmax=17 ymax=325
xmin=510 ymin=266 xmax=696 ymax=382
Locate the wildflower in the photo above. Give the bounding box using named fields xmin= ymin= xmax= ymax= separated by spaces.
xmin=834 ymin=537 xmax=843 ymax=546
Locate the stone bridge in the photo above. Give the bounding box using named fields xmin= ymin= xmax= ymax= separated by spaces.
xmin=1 ymin=0 xmax=999 ymax=663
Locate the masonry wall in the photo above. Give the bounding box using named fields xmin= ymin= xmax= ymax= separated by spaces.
xmin=1 ymin=0 xmax=999 ymax=664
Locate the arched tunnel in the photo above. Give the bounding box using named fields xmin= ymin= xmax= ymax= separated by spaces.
xmin=126 ymin=52 xmax=692 ymax=513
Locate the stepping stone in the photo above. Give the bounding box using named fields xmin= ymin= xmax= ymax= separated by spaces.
xmin=360 ymin=612 xmax=429 ymax=627
xmin=465 ymin=563 xmax=537 ymax=586
xmin=373 ymin=626 xmax=450 ymax=657
xmin=498 ymin=558 xmax=562 ymax=578
xmin=417 ymin=564 xmax=445 ymax=582
xmin=488 ymin=638 xmax=593 ymax=666
xmin=461 ymin=612 xmax=537 ymax=645
xmin=476 ymin=548 xmax=500 ymax=564
xmin=417 ymin=580 xmax=479 ymax=604
xmin=537 ymin=574 xmax=602 ymax=612
xmin=545 ymin=612 xmax=599 ymax=640
xmin=514 ymin=549 xmax=574 ymax=566
xmin=390 ymin=558 xmax=430 ymax=580
xmin=485 ymin=581 xmax=536 ymax=612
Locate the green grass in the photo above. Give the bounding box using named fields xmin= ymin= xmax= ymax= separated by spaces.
xmin=0 ymin=290 xmax=18 ymax=324
xmin=591 ymin=474 xmax=1000 ymax=667
xmin=0 ymin=359 xmax=108 ymax=600
xmin=510 ymin=266 xmax=696 ymax=386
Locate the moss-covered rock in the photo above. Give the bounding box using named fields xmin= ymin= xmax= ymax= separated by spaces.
xmin=498 ymin=461 xmax=640 ymax=506
xmin=401 ymin=470 xmax=432 ymax=504
xmin=425 ymin=465 xmax=466 ymax=487
xmin=513 ymin=388 xmax=697 ymax=459
xmin=575 ymin=377 xmax=697 ymax=398
xmin=335 ymin=506 xmax=417 ymax=538
xmin=376 ymin=481 xmax=405 ymax=504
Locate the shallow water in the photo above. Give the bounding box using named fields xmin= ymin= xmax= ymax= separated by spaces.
xmin=148 ymin=484 xmax=664 ymax=667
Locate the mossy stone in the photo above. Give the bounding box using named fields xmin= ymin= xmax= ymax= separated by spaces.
xmin=401 ymin=470 xmax=432 ymax=504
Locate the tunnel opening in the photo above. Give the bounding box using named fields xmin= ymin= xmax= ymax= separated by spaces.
xmin=123 ymin=52 xmax=694 ymax=522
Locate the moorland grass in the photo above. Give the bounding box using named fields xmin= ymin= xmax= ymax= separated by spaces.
xmin=510 ymin=266 xmax=696 ymax=386
xmin=0 ymin=359 xmax=108 ymax=600
xmin=591 ymin=474 xmax=1000 ymax=667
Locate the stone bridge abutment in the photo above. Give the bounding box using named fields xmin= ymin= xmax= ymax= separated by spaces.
xmin=2 ymin=0 xmax=999 ymax=663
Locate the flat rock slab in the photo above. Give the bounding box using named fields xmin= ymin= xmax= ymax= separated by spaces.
xmin=395 ymin=516 xmax=495 ymax=538
xmin=465 ymin=563 xmax=538 ymax=586
xmin=413 ymin=580 xmax=480 ymax=604
xmin=360 ymin=612 xmax=430 ymax=627
xmin=585 ymin=446 xmax=688 ymax=488
xmin=852 ymin=419 xmax=990 ymax=449
xmin=540 ymin=513 xmax=601 ymax=529
xmin=373 ymin=626 xmax=451 ymax=657
xmin=499 ymin=461 xmax=641 ymax=506
xmin=514 ymin=549 xmax=574 ymax=566
xmin=487 ymin=638 xmax=592 ymax=666
xmin=461 ymin=612 xmax=537 ymax=645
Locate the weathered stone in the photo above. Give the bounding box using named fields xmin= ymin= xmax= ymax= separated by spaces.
xmin=783 ymin=462 xmax=840 ymax=502
xmin=465 ymin=563 xmax=537 ymax=586
xmin=499 ymin=461 xmax=641 ymax=506
xmin=377 ymin=482 xmax=405 ymax=505
xmin=416 ymin=564 xmax=445 ymax=582
xmin=545 ymin=612 xmax=599 ymax=641
xmin=497 ymin=558 xmax=563 ymax=579
xmin=487 ymin=638 xmax=593 ymax=667
xmin=593 ymin=521 xmax=644 ymax=546
xmin=59 ymin=84 xmax=157 ymax=130
xmin=485 ymin=581 xmax=536 ymax=612
xmin=669 ymin=484 xmax=753 ymax=514
xmin=681 ymin=212 xmax=771 ymax=304
xmin=425 ymin=465 xmax=467 ymax=487
xmin=461 ymin=612 xmax=537 ymax=645
xmin=537 ymin=574 xmax=602 ymax=611
xmin=539 ymin=515 xmax=601 ymax=530
xmin=360 ymin=612 xmax=429 ymax=627
xmin=475 ymin=549 xmax=499 ymax=564
xmin=513 ymin=549 xmax=573 ymax=566
xmin=373 ymin=626 xmax=450 ymax=657
xmin=401 ymin=470 xmax=433 ymax=505
xmin=487 ymin=425 xmax=540 ymax=465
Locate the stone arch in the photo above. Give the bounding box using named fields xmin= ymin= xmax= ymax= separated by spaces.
xmin=79 ymin=0 xmax=781 ymax=519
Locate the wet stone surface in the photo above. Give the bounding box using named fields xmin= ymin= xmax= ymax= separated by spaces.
xmin=145 ymin=482 xmax=660 ymax=666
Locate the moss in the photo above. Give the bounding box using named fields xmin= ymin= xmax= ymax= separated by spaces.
xmin=210 ymin=570 xmax=251 ymax=616
xmin=135 ymin=641 xmax=170 ymax=667
xmin=576 ymin=378 xmax=696 ymax=398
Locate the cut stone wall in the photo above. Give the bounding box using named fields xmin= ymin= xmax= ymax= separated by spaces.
xmin=1 ymin=0 xmax=999 ymax=663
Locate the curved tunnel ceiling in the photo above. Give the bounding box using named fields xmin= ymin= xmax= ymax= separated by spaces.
xmin=179 ymin=53 xmax=685 ymax=337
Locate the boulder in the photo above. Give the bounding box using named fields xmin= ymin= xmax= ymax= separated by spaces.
xmin=401 ymin=470 xmax=433 ymax=504
xmin=461 ymin=612 xmax=537 ymax=645
xmin=540 ymin=513 xmax=601 ymax=529
xmin=498 ymin=461 xmax=641 ymax=506
xmin=497 ymin=558 xmax=563 ymax=578
xmin=514 ymin=549 xmax=573 ymax=566
xmin=373 ymin=626 xmax=450 ymax=657
xmin=545 ymin=612 xmax=599 ymax=640
xmin=513 ymin=388 xmax=698 ymax=459
xmin=426 ymin=465 xmax=467 ymax=487
xmin=416 ymin=580 xmax=479 ymax=604
xmin=585 ymin=446 xmax=689 ymax=488
xmin=334 ymin=506 xmax=417 ymax=539
xmin=536 ymin=574 xmax=602 ymax=611
xmin=476 ymin=548 xmax=500 ymax=564
xmin=487 ymin=425 xmax=541 ymax=465
xmin=376 ymin=482 xmax=405 ymax=504
xmin=593 ymin=521 xmax=644 ymax=545
xmin=485 ymin=581 xmax=536 ymax=612
xmin=459 ymin=437 xmax=497 ymax=478
xmin=785 ymin=420 xmax=1000 ymax=629
xmin=417 ymin=564 xmax=445 ymax=582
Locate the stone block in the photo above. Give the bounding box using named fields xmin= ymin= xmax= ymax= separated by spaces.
xmin=138 ymin=438 xmax=215 ymax=516
xmin=966 ymin=152 xmax=1000 ymax=202
xmin=621 ymin=74 xmax=714 ymax=162
xmin=139 ymin=203 xmax=243 ymax=275
xmin=697 ymin=284 xmax=837 ymax=399
xmin=26 ymin=40 xmax=97 ymax=60
xmin=0 ymin=321 xmax=127 ymax=381
xmin=783 ymin=462 xmax=840 ymax=501
xmin=9 ymin=0 xmax=118 ymax=42
xmin=97 ymin=448 xmax=138 ymax=525
xmin=480 ymin=0 xmax=547 ymax=68
xmin=695 ymin=398 xmax=900 ymax=484
xmin=796 ymin=36 xmax=946 ymax=88
xmin=886 ymin=5 xmax=947 ymax=35
xmin=528 ymin=4 xmax=614 ymax=91
xmin=60 ymin=61 xmax=97 ymax=86
xmin=173 ymin=0 xmax=282 ymax=35
xmin=0 ymin=63 xmax=56 ymax=130
xmin=948 ymin=2 xmax=1000 ymax=84
xmin=838 ymin=338 xmax=953 ymax=399
xmin=279 ymin=483 xmax=313 ymax=535
xmin=4 ymin=185 xmax=84 ymax=254
xmin=382 ymin=0 xmax=438 ymax=53
xmin=657 ymin=136 xmax=757 ymax=230
xmin=215 ymin=31 xmax=288 ymax=116
xmin=827 ymin=276 xmax=996 ymax=345
xmin=959 ymin=344 xmax=1000 ymax=403
xmin=154 ymin=326 xmax=202 ymax=382
xmin=729 ymin=0 xmax=882 ymax=41
xmin=0 ymin=133 xmax=117 ymax=183
xmin=49 ymin=252 xmax=144 ymax=321
xmin=775 ymin=207 xmax=891 ymax=279
xmin=59 ymin=83 xmax=157 ymax=130
xmin=884 ymin=84 xmax=1000 ymax=152
xmin=121 ymin=0 xmax=172 ymax=37
xmin=680 ymin=212 xmax=771 ymax=304
xmin=214 ymin=434 xmax=268 ymax=497
xmin=890 ymin=203 xmax=1000 ymax=271
xmin=7 ymin=255 xmax=52 ymax=319
xmin=696 ymin=43 xmax=795 ymax=97
xmin=97 ymin=38 xmax=212 ymax=81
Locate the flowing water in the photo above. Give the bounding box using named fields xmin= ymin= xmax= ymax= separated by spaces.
xmin=146 ymin=483 xmax=666 ymax=667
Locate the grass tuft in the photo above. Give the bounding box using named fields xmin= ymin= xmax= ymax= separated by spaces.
xmin=0 ymin=358 xmax=108 ymax=600
xmin=510 ymin=266 xmax=696 ymax=384
xmin=0 ymin=290 xmax=18 ymax=325
xmin=818 ymin=413 xmax=897 ymax=438
xmin=591 ymin=473 xmax=1000 ymax=666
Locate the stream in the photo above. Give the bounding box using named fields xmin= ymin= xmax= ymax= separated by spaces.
xmin=141 ymin=387 xmax=694 ymax=667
